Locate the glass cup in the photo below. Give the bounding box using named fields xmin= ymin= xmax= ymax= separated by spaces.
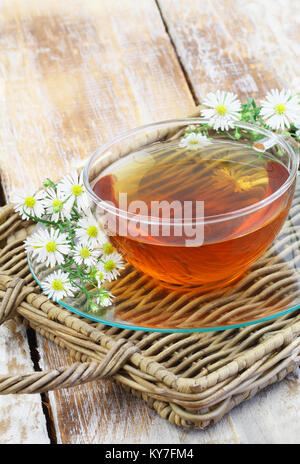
xmin=83 ymin=119 xmax=298 ymax=291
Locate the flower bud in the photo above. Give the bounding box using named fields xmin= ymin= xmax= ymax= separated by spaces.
xmin=89 ymin=303 xmax=99 ymax=313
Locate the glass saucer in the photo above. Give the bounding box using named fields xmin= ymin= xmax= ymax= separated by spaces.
xmin=28 ymin=180 xmax=300 ymax=333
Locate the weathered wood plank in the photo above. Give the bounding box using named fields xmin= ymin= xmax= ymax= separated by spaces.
xmin=0 ymin=0 xmax=195 ymax=199
xmin=0 ymin=321 xmax=49 ymax=444
xmin=158 ymin=0 xmax=300 ymax=100
xmin=228 ymin=370 xmax=300 ymax=444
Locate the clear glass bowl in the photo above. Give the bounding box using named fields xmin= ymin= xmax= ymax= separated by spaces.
xmin=83 ymin=119 xmax=298 ymax=291
xmin=27 ymin=118 xmax=300 ymax=334
xmin=28 ymin=177 xmax=300 ymax=332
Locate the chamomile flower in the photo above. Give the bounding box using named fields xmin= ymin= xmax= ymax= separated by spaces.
xmin=25 ymin=227 xmax=71 ymax=267
xmin=73 ymin=243 xmax=100 ymax=267
xmin=43 ymin=187 xmax=71 ymax=222
xmin=75 ymin=212 xmax=106 ymax=248
xmin=201 ymin=90 xmax=242 ymax=131
xmin=42 ymin=270 xmax=76 ymax=301
xmin=260 ymin=89 xmax=300 ymax=130
xmin=97 ymin=253 xmax=125 ymax=282
xmin=179 ymin=132 xmax=211 ymax=150
xmin=57 ymin=170 xmax=91 ymax=212
xmin=97 ymin=291 xmax=114 ymax=307
xmin=13 ymin=189 xmax=46 ymax=221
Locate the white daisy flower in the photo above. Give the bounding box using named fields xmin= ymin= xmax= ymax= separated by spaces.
xmin=75 ymin=212 xmax=107 ymax=248
xmin=13 ymin=189 xmax=46 ymax=220
xmin=42 ymin=270 xmax=76 ymax=301
xmin=260 ymin=89 xmax=300 ymax=130
xmin=57 ymin=170 xmax=91 ymax=212
xmin=179 ymin=132 xmax=211 ymax=150
xmin=97 ymin=253 xmax=125 ymax=282
xmin=25 ymin=227 xmax=71 ymax=267
xmin=201 ymin=90 xmax=242 ymax=131
xmin=73 ymin=243 xmax=100 ymax=267
xmin=97 ymin=291 xmax=114 ymax=307
xmin=43 ymin=187 xmax=71 ymax=222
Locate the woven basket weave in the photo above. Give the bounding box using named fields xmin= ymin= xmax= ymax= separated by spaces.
xmin=1 ymin=112 xmax=300 ymax=429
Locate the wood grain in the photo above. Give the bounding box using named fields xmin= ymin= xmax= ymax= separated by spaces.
xmin=0 ymin=0 xmax=194 ymax=198
xmin=158 ymin=0 xmax=300 ymax=100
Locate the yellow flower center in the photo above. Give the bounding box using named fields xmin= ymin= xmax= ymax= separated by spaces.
xmin=72 ymin=184 xmax=83 ymax=196
xmin=104 ymin=260 xmax=116 ymax=272
xmin=52 ymin=199 xmax=63 ymax=211
xmin=51 ymin=280 xmax=64 ymax=291
xmin=80 ymin=248 xmax=91 ymax=259
xmin=102 ymin=242 xmax=114 ymax=254
xmin=46 ymin=241 xmax=57 ymax=253
xmin=24 ymin=196 xmax=36 ymax=208
xmin=87 ymin=225 xmax=98 ymax=237
xmin=189 ymin=139 xmax=199 ymax=145
xmin=215 ymin=104 xmax=227 ymax=116
xmin=275 ymin=103 xmax=286 ymax=115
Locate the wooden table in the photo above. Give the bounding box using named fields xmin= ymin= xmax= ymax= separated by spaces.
xmin=1 ymin=0 xmax=300 ymax=444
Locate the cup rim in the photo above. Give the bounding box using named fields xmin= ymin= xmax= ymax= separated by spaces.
xmin=83 ymin=118 xmax=298 ymax=226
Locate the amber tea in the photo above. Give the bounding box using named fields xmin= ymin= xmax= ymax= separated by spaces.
xmin=93 ymin=140 xmax=294 ymax=289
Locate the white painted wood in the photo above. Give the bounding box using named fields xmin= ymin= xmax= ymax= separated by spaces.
xmin=227 ymin=370 xmax=300 ymax=444
xmin=0 ymin=321 xmax=49 ymax=444
xmin=0 ymin=0 xmax=194 ymax=199
xmin=158 ymin=0 xmax=300 ymax=100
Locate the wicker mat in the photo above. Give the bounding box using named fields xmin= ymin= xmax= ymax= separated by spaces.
xmin=0 ymin=201 xmax=299 ymax=429
xmin=1 ymin=109 xmax=300 ymax=428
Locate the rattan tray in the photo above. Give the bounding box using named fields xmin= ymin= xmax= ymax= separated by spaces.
xmin=0 ymin=201 xmax=300 ymax=429
xmin=1 ymin=109 xmax=300 ymax=429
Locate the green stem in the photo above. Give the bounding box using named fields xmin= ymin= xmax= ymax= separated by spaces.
xmin=22 ymin=209 xmax=59 ymax=227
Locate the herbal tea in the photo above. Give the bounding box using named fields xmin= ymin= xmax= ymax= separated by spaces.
xmin=93 ymin=140 xmax=294 ymax=289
